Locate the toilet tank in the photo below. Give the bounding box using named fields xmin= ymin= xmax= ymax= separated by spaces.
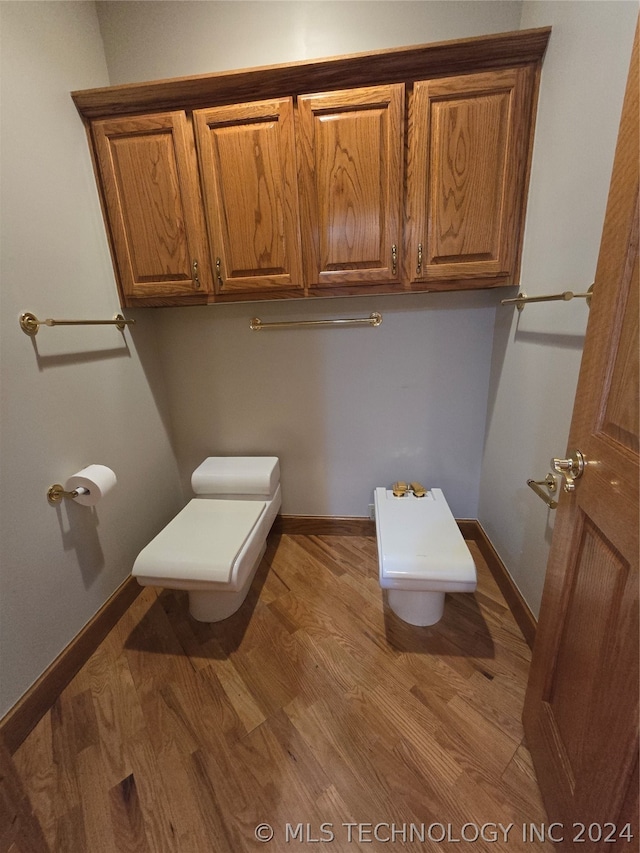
xmin=191 ymin=456 xmax=280 ymax=497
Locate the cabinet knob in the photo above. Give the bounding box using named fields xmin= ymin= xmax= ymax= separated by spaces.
xmin=417 ymin=243 xmax=423 ymax=276
xmin=391 ymin=244 xmax=398 ymax=276
xmin=215 ymin=257 xmax=223 ymax=288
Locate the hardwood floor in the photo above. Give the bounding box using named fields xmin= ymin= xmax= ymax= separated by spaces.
xmin=13 ymin=533 xmax=552 ymax=851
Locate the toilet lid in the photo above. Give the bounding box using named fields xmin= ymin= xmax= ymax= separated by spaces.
xmin=132 ymin=499 xmax=265 ymax=584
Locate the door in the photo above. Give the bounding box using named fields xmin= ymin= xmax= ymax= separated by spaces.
xmin=406 ymin=67 xmax=535 ymax=286
xmin=297 ymin=84 xmax=404 ymax=290
xmin=193 ymin=98 xmax=303 ymax=297
xmin=523 ymin=25 xmax=638 ymax=850
xmin=92 ymin=112 xmax=212 ymax=304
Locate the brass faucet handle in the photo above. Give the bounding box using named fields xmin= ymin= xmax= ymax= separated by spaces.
xmin=392 ymin=481 xmax=408 ymax=497
xmin=410 ymin=482 xmax=427 ymax=497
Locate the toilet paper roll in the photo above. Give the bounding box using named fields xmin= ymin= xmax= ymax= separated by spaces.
xmin=64 ymin=464 xmax=117 ymax=506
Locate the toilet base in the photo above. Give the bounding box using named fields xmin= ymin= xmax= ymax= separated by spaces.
xmin=188 ymin=543 xmax=266 ymax=622
xmin=387 ymin=589 xmax=445 ymax=626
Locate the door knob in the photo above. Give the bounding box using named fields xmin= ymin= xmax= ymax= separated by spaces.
xmin=551 ymin=449 xmax=586 ymax=493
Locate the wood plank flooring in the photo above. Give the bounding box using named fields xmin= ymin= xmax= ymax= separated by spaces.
xmin=13 ymin=533 xmax=553 ymax=851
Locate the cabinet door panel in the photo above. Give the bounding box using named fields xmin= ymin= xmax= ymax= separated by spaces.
xmin=194 ymin=98 xmax=302 ymax=294
xmin=298 ymin=85 xmax=404 ymax=287
xmin=407 ymin=67 xmax=534 ymax=284
xmin=92 ymin=112 xmax=212 ymax=303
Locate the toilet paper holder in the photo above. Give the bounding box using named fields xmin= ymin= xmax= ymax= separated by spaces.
xmin=47 ymin=484 xmax=89 ymax=504
xmin=46 ymin=465 xmax=117 ymax=505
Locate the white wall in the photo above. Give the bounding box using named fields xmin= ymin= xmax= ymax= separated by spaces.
xmin=97 ymin=0 xmax=523 ymax=520
xmin=155 ymin=292 xmax=496 ymax=518
xmin=97 ymin=0 xmax=522 ymax=83
xmin=478 ymin=1 xmax=637 ymax=616
xmin=0 ymin=2 xmax=184 ymax=718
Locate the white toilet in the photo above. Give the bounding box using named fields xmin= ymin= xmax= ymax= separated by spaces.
xmin=374 ymin=485 xmax=476 ymax=626
xmin=133 ymin=457 xmax=281 ymax=621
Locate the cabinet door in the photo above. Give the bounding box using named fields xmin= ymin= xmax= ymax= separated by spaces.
xmin=406 ymin=67 xmax=535 ymax=285
xmin=193 ymin=98 xmax=303 ymax=296
xmin=92 ymin=112 xmax=212 ymax=303
xmin=297 ymin=85 xmax=404 ymax=289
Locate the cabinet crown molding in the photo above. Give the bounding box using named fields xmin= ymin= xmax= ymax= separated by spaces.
xmin=72 ymin=27 xmax=551 ymax=119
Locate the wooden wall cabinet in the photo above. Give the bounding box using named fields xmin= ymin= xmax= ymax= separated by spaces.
xmin=92 ymin=112 xmax=213 ymax=303
xmin=297 ymin=85 xmax=404 ymax=291
xmin=75 ymin=28 xmax=550 ymax=307
xmin=193 ymin=98 xmax=303 ymax=298
xmin=405 ymin=67 xmax=535 ymax=287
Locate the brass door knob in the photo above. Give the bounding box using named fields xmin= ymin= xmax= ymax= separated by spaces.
xmin=551 ymin=449 xmax=585 ymax=493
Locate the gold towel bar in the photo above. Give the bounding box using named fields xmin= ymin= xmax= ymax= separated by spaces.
xmin=501 ymin=286 xmax=593 ymax=311
xmin=20 ymin=312 xmax=135 ymax=336
xmin=250 ymin=312 xmax=382 ymax=331
xmin=527 ymin=474 xmax=559 ymax=509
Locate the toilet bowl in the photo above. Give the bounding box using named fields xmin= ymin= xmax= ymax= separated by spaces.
xmin=374 ymin=486 xmax=476 ymax=626
xmin=133 ymin=457 xmax=281 ymax=621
